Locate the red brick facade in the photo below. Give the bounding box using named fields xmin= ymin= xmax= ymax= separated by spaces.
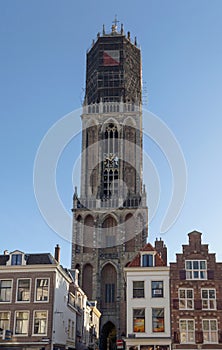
xmin=170 ymin=231 xmax=222 ymax=349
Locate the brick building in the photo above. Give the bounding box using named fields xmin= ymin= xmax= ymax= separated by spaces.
xmin=170 ymin=231 xmax=222 ymax=349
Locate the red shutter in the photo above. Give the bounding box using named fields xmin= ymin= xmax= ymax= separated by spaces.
xmin=207 ymin=270 xmax=214 ymax=279
xmin=194 ymin=299 xmax=202 ymax=310
xmin=217 ymin=300 xmax=222 ymax=310
xmin=173 ymin=331 xmax=180 ymax=343
xmin=179 ymin=270 xmax=186 ymax=280
xmin=173 ymin=298 xmax=179 ymax=309
xmin=196 ymin=331 xmax=203 ymax=343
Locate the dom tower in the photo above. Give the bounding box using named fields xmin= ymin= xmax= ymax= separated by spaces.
xmin=72 ymin=21 xmax=148 ymax=348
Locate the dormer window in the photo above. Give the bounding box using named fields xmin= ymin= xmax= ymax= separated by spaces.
xmin=6 ymin=251 xmax=26 ymax=266
xmin=141 ymin=253 xmax=155 ymax=267
xmin=11 ymin=254 xmax=22 ymax=265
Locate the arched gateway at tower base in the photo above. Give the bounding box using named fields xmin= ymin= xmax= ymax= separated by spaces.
xmin=100 ymin=321 xmax=116 ymax=350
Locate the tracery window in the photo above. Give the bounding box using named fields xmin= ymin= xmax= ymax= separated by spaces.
xmin=103 ymin=123 xmax=119 ymax=198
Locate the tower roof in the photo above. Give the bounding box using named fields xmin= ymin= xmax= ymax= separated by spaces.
xmin=85 ymin=21 xmax=141 ymax=104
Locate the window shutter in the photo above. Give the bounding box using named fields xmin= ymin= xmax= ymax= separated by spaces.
xmin=173 ymin=331 xmax=180 ymax=343
xmin=217 ymin=300 xmax=222 ymax=310
xmin=194 ymin=299 xmax=202 ymax=310
xmin=179 ymin=270 xmax=186 ymax=280
xmin=172 ymin=298 xmax=179 ymax=309
xmin=207 ymin=270 xmax=214 ymax=279
xmin=196 ymin=331 xmax=203 ymax=343
xmin=219 ymin=331 xmax=222 ymax=343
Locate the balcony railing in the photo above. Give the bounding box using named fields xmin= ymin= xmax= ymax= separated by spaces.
xmin=82 ymin=101 xmax=140 ymax=115
xmin=74 ymin=196 xmax=142 ymax=209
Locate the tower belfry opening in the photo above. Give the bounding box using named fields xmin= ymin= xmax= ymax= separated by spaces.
xmin=72 ymin=21 xmax=148 ymax=348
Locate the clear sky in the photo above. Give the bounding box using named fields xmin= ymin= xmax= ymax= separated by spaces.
xmin=1 ymin=0 xmax=222 ymax=267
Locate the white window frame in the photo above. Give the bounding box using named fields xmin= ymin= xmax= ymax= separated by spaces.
xmin=185 ymin=260 xmax=207 ymax=280
xmin=14 ymin=310 xmax=29 ymax=336
xmin=133 ymin=308 xmax=145 ymax=333
xmin=152 ymin=308 xmax=165 ymax=333
xmin=179 ymin=319 xmax=195 ymax=343
xmin=202 ymin=319 xmax=218 ymax=343
xmin=141 ymin=252 xmax=155 ymax=267
xmin=71 ymin=320 xmax=75 ymax=340
xmin=201 ymin=288 xmax=216 ymax=310
xmin=0 ymin=311 xmax=11 ymax=333
xmin=179 ymin=288 xmax=194 ymax=309
xmin=151 ymin=281 xmax=164 ymax=298
xmin=133 ymin=281 xmax=145 ymax=298
xmin=68 ymin=319 xmax=71 ymax=339
xmin=0 ymin=279 xmax=13 ymax=303
xmin=6 ymin=251 xmax=26 ymax=266
xmin=16 ymin=278 xmax=31 ymax=303
xmin=32 ymin=310 xmax=48 ymax=336
xmin=34 ymin=278 xmax=50 ymax=302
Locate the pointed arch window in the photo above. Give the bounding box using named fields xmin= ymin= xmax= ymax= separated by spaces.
xmin=83 ymin=215 xmax=94 ymax=253
xmin=103 ymin=123 xmax=119 ymax=199
xmin=102 ymin=216 xmax=117 ymax=248
xmin=101 ymin=264 xmax=117 ymax=307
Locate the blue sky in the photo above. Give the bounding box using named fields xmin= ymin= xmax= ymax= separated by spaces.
xmin=1 ymin=0 xmax=222 ymax=266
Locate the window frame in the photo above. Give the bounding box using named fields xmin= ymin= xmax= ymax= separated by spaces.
xmin=14 ymin=310 xmax=29 ymax=336
xmin=152 ymin=308 xmax=165 ymax=333
xmin=141 ymin=253 xmax=155 ymax=267
xmin=68 ymin=318 xmax=71 ymax=339
xmin=179 ymin=288 xmax=194 ymax=310
xmin=133 ymin=308 xmax=145 ymax=333
xmin=32 ymin=310 xmax=48 ymax=336
xmin=202 ymin=319 xmax=218 ymax=343
xmin=16 ymin=278 xmax=31 ymax=303
xmin=71 ymin=320 xmax=75 ymax=340
xmin=0 ymin=311 xmax=11 ymax=332
xmin=11 ymin=254 xmax=22 ymax=266
xmin=179 ymin=319 xmax=195 ymax=344
xmin=151 ymin=281 xmax=164 ymax=298
xmin=133 ymin=281 xmax=145 ymax=298
xmin=35 ymin=278 xmax=50 ymax=303
xmin=201 ymin=288 xmax=216 ymax=310
xmin=185 ymin=260 xmax=207 ymax=280
xmin=0 ymin=279 xmax=13 ymax=303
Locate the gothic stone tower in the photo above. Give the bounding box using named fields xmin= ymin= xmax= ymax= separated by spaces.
xmin=71 ymin=21 xmax=148 ymax=348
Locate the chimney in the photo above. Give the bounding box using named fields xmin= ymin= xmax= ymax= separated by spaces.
xmin=54 ymin=244 xmax=60 ymax=263
xmin=188 ymin=231 xmax=202 ymax=252
xmin=154 ymin=238 xmax=167 ymax=266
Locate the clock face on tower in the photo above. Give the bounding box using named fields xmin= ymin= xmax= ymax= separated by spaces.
xmin=104 ymin=153 xmax=119 ymax=168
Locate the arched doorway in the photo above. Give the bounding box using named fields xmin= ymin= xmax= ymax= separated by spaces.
xmin=100 ymin=321 xmax=116 ymax=350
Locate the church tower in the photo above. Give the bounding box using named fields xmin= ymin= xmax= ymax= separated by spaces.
xmin=71 ymin=21 xmax=148 ymax=348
